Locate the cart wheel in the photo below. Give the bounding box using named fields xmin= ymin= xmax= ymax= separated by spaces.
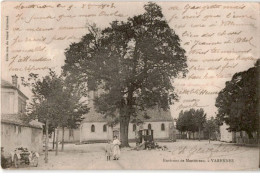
xmin=13 ymin=154 xmax=19 ymax=168
xmin=32 ymin=157 xmax=38 ymax=167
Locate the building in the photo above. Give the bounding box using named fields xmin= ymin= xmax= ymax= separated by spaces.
xmin=220 ymin=123 xmax=234 ymax=142
xmin=79 ymin=108 xmax=175 ymax=143
xmin=1 ymin=76 xmax=43 ymax=154
xmin=77 ymin=89 xmax=175 ymax=143
xmin=57 ymin=90 xmax=176 ymax=144
xmin=220 ymin=123 xmax=258 ymax=144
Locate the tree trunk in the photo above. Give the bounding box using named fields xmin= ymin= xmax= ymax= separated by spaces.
xmin=61 ymin=126 xmax=65 ymax=151
xmin=246 ymin=131 xmax=253 ymax=139
xmin=120 ymin=116 xmax=130 ymax=147
xmin=44 ymin=120 xmax=49 ymax=163
xmin=199 ymin=127 xmax=201 ymax=141
xmin=52 ymin=130 xmax=55 ymax=150
xmin=209 ymin=130 xmax=211 ymax=143
xmin=55 ymin=128 xmax=59 ymax=156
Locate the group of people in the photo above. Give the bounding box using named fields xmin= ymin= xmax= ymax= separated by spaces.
xmin=105 ymin=136 xmax=121 ymax=161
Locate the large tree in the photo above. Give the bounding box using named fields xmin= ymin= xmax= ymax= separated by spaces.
xmin=216 ymin=59 xmax=259 ymax=139
xmin=204 ymin=117 xmax=219 ymax=143
xmin=194 ymin=108 xmax=207 ymax=141
xmin=63 ymin=2 xmax=187 ymax=147
xmin=176 ymin=110 xmax=190 ymax=135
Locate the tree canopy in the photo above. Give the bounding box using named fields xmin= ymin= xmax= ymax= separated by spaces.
xmin=23 ymin=70 xmax=88 ymax=129
xmin=63 ymin=2 xmax=187 ymax=146
xmin=204 ymin=117 xmax=219 ymax=142
xmin=176 ymin=108 xmax=207 ymax=137
xmin=21 ymin=70 xmax=88 ymax=161
xmin=215 ymin=59 xmax=259 ymax=138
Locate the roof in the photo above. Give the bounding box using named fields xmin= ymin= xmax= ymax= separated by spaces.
xmin=81 ymin=107 xmax=173 ymax=123
xmin=1 ymin=79 xmax=28 ymax=100
xmin=1 ymin=114 xmax=43 ymax=129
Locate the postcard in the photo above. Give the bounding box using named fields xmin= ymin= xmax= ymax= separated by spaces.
xmin=1 ymin=1 xmax=259 ymax=170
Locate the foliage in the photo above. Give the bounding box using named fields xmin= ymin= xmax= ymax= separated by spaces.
xmin=204 ymin=117 xmax=219 ymax=140
xmin=215 ymin=59 xmax=259 ymax=138
xmin=22 ymin=70 xmax=89 ymax=130
xmin=63 ymin=2 xmax=187 ymax=146
xmin=176 ymin=108 xmax=207 ymax=133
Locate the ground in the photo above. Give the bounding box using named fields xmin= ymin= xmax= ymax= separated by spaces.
xmin=10 ymin=140 xmax=259 ymax=170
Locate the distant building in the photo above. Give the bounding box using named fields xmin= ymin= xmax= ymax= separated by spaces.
xmin=58 ymin=90 xmax=176 ymax=143
xmin=220 ymin=123 xmax=258 ymax=144
xmin=1 ymin=76 xmax=43 ymax=154
xmin=79 ymin=108 xmax=175 ymax=143
xmin=220 ymin=123 xmax=236 ymax=143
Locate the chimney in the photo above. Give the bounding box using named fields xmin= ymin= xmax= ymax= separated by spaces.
xmin=11 ymin=74 xmax=18 ymax=88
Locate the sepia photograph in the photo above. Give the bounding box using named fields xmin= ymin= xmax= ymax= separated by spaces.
xmin=0 ymin=1 xmax=259 ymax=171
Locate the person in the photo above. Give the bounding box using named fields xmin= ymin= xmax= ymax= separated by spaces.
xmin=105 ymin=140 xmax=112 ymax=161
xmin=112 ymin=136 xmax=121 ymax=160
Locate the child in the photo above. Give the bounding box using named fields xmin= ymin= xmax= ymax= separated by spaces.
xmin=105 ymin=140 xmax=112 ymax=161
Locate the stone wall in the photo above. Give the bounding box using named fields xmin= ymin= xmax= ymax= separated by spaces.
xmin=1 ymin=123 xmax=43 ymax=154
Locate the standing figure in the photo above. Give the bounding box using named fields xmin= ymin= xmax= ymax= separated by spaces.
xmin=105 ymin=140 xmax=112 ymax=161
xmin=112 ymin=136 xmax=121 ymax=160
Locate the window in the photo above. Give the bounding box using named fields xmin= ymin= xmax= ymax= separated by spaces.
xmin=161 ymin=123 xmax=165 ymax=131
xmin=148 ymin=124 xmax=152 ymax=130
xmin=133 ymin=124 xmax=136 ymax=131
xmin=91 ymin=125 xmax=95 ymax=132
xmin=103 ymin=125 xmax=107 ymax=132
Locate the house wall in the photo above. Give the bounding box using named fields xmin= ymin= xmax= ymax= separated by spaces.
xmin=80 ymin=121 xmax=172 ymax=142
xmin=1 ymin=88 xmax=16 ymax=114
xmin=1 ymin=88 xmax=27 ymax=114
xmin=1 ymin=123 xmax=43 ymax=154
xmin=80 ymin=122 xmax=113 ymax=142
xmin=220 ymin=123 xmax=233 ymax=142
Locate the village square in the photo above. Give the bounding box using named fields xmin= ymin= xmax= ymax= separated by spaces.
xmin=1 ymin=53 xmax=259 ymax=170
xmin=23 ymin=140 xmax=258 ymax=170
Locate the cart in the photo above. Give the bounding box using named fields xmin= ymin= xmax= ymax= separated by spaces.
xmin=13 ymin=147 xmax=39 ymax=168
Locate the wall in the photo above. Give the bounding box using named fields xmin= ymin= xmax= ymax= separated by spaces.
xmin=220 ymin=123 xmax=233 ymax=142
xmin=1 ymin=88 xmax=27 ymax=114
xmin=80 ymin=122 xmax=113 ymax=142
xmin=18 ymin=95 xmax=26 ymax=113
xmin=1 ymin=123 xmax=43 ymax=154
xmin=1 ymin=88 xmax=16 ymax=114
xmin=56 ymin=128 xmax=80 ymax=143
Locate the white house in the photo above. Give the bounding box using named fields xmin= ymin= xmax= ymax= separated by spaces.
xmin=220 ymin=123 xmax=235 ymax=142
xmin=56 ymin=90 xmax=176 ymax=143
xmin=79 ymin=108 xmax=175 ymax=143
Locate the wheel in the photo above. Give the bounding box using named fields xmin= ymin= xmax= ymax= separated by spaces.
xmin=13 ymin=154 xmax=19 ymax=168
xmin=32 ymin=157 xmax=38 ymax=167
